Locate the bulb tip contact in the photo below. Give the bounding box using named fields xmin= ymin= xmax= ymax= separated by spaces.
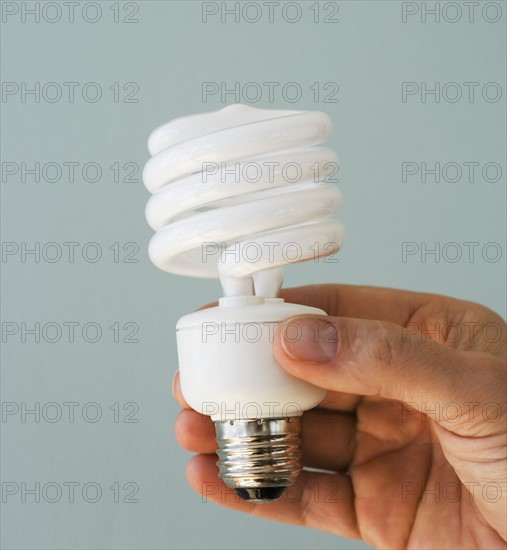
xmin=234 ymin=487 xmax=287 ymax=504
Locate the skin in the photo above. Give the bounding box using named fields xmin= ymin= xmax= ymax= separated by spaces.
xmin=173 ymin=285 xmax=507 ymax=549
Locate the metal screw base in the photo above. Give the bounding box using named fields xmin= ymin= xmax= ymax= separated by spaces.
xmin=215 ymin=417 xmax=302 ymax=504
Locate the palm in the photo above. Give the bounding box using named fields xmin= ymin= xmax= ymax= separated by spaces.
xmin=346 ymin=395 xmax=505 ymax=549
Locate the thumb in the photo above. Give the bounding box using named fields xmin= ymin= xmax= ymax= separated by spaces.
xmin=274 ymin=315 xmax=505 ymax=434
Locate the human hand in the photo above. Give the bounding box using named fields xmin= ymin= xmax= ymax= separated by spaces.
xmin=173 ymin=285 xmax=507 ymax=549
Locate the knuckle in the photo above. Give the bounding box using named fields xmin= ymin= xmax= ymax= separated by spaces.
xmin=370 ymin=322 xmax=400 ymax=367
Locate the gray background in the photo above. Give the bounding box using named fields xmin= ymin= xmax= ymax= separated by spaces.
xmin=1 ymin=1 xmax=505 ymax=549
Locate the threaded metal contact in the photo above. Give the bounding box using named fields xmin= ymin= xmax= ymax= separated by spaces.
xmin=215 ymin=417 xmax=302 ymax=503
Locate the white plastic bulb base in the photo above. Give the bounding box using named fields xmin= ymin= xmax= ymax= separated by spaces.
xmin=176 ymin=297 xmax=326 ymax=503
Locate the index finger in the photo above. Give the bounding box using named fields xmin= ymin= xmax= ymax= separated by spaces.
xmin=279 ymin=284 xmax=435 ymax=325
xmin=279 ymin=284 xmax=505 ymax=356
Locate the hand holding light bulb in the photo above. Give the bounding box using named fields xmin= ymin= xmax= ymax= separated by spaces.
xmin=174 ymin=284 xmax=507 ymax=549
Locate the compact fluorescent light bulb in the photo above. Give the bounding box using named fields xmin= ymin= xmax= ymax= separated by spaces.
xmin=143 ymin=104 xmax=344 ymax=504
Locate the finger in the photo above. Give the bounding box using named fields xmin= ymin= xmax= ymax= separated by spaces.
xmin=175 ymin=409 xmax=217 ymax=454
xmin=197 ymin=301 xmax=218 ymax=310
xmin=279 ymin=284 xmax=434 ymax=324
xmin=172 ymin=371 xmax=190 ymax=409
xmin=301 ymin=408 xmax=356 ymax=471
xmin=279 ymin=285 xmax=506 ymax=354
xmin=318 ymin=390 xmax=362 ymax=412
xmin=274 ymin=315 xmax=506 ymax=435
xmin=186 ymin=454 xmax=359 ymax=539
xmin=176 ymin=407 xmax=356 ymax=471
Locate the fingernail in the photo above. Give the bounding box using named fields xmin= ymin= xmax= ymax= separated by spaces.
xmin=280 ymin=316 xmax=339 ymax=363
